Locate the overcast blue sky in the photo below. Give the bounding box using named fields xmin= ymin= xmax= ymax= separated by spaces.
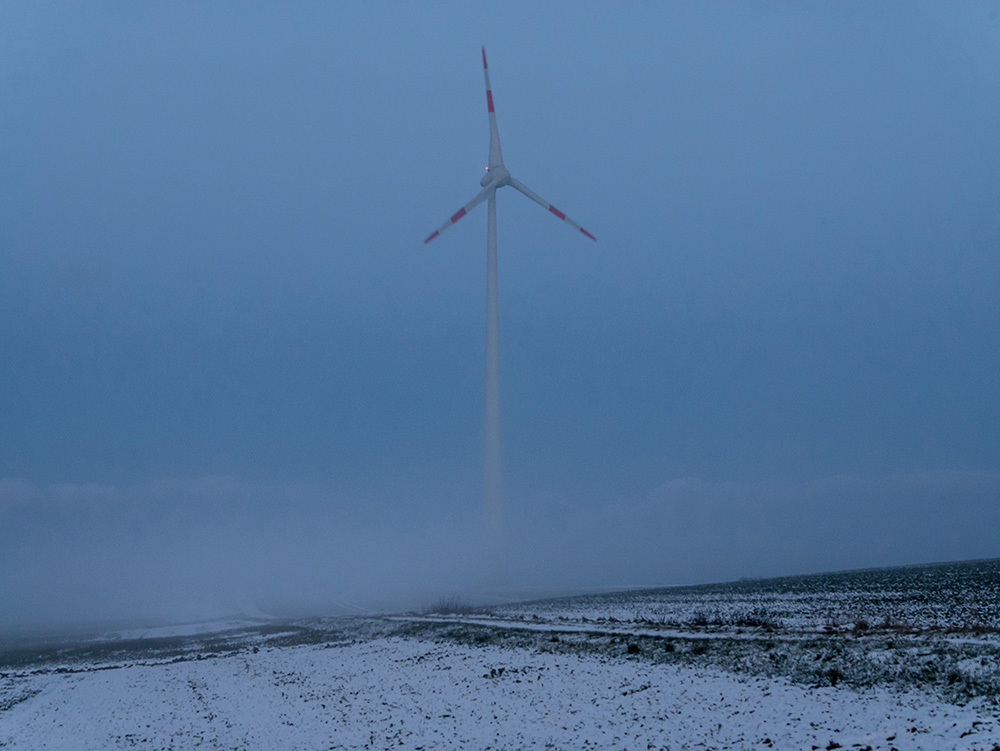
xmin=2 ymin=1 xmax=999 ymax=630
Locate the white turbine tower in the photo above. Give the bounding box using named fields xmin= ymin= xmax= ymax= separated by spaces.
xmin=425 ymin=47 xmax=596 ymax=531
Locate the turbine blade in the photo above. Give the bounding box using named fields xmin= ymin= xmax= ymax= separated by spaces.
xmin=508 ymin=176 xmax=596 ymax=241
xmin=482 ymin=47 xmax=504 ymax=170
xmin=424 ymin=185 xmax=495 ymax=243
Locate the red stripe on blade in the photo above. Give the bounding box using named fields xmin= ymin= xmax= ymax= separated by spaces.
xmin=424 ymin=230 xmax=439 ymax=243
xmin=486 ymin=90 xmax=494 ymax=112
xmin=450 ymin=207 xmax=467 ymax=223
xmin=581 ymin=228 xmax=596 ymax=241
xmin=549 ymin=205 xmax=566 ymax=220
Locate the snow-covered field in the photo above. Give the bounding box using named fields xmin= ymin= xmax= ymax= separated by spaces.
xmin=3 ymin=630 xmax=998 ymax=750
xmin=487 ymin=558 xmax=1000 ymax=631
xmin=2 ymin=559 xmax=999 ymax=750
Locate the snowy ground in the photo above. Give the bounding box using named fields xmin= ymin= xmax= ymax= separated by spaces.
xmin=2 ymin=628 xmax=999 ymax=750
xmin=0 ymin=617 xmax=997 ymax=750
xmin=487 ymin=559 xmax=1000 ymax=631
xmin=3 ymin=559 xmax=999 ymax=749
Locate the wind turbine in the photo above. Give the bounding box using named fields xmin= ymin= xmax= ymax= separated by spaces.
xmin=424 ymin=47 xmax=596 ymax=530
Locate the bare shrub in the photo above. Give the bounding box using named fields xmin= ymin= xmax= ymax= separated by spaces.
xmin=689 ymin=607 xmax=725 ymax=627
xmin=730 ymin=606 xmax=783 ymax=630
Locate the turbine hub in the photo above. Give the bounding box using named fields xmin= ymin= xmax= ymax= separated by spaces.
xmin=480 ymin=165 xmax=510 ymax=188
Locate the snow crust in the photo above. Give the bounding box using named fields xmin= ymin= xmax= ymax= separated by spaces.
xmin=3 ymin=560 xmax=999 ymax=749
xmin=488 ymin=559 xmax=1000 ymax=631
xmin=2 ymin=630 xmax=998 ymax=750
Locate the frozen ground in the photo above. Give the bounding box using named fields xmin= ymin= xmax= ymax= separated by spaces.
xmin=487 ymin=558 xmax=1000 ymax=631
xmin=2 ymin=626 xmax=999 ymax=750
xmin=2 ymin=559 xmax=999 ymax=750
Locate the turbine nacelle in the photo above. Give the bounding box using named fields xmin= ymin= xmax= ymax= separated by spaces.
xmin=480 ymin=165 xmax=510 ymax=188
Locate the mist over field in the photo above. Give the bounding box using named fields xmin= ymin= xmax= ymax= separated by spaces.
xmin=4 ymin=470 xmax=999 ymax=632
xmin=2 ymin=2 xmax=999 ymax=632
